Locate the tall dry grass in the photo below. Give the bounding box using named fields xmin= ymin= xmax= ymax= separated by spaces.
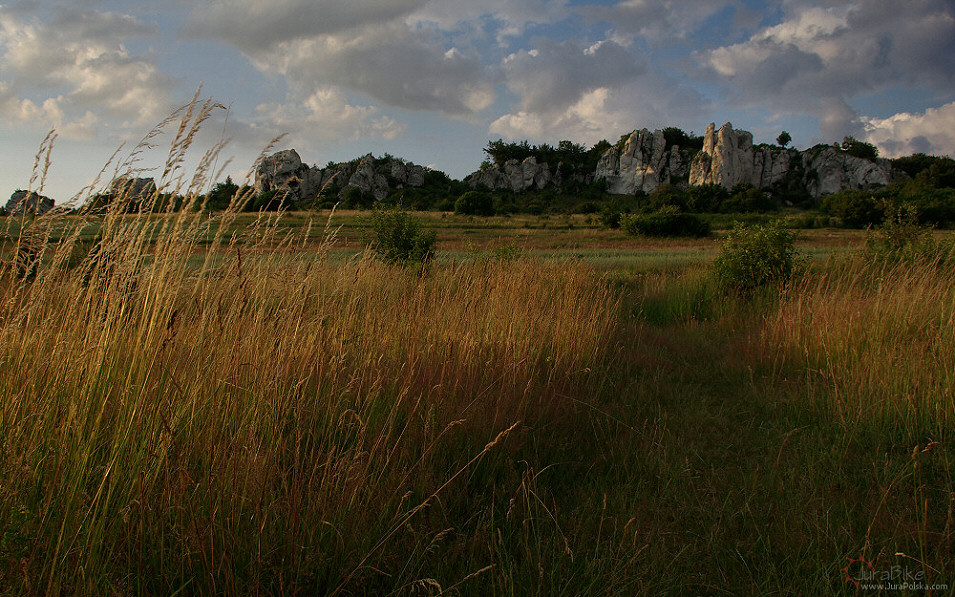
xmin=764 ymin=256 xmax=955 ymax=433
xmin=0 ymin=100 xmax=621 ymax=595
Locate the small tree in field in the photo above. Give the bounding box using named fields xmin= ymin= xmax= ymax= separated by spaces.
xmin=714 ymin=221 xmax=801 ymax=295
xmin=370 ymin=204 xmax=436 ymax=265
xmin=454 ymin=191 xmax=494 ymax=216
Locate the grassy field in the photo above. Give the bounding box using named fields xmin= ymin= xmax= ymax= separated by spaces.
xmin=1 ymin=203 xmax=952 ymax=596
xmin=1 ymin=111 xmax=952 ymax=595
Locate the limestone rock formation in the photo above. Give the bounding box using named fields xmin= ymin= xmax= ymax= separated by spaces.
xmin=802 ymin=146 xmax=893 ymax=197
xmin=689 ymin=122 xmax=892 ymax=198
xmin=595 ymin=129 xmax=689 ymax=194
xmin=5 ymin=190 xmax=55 ymax=216
xmin=466 ymin=157 xmax=557 ymax=192
xmin=254 ymin=151 xmax=429 ymax=202
xmin=347 ymin=155 xmax=390 ymax=202
xmin=109 ymin=177 xmax=157 ymax=201
xmin=254 ymin=149 xmax=321 ymax=201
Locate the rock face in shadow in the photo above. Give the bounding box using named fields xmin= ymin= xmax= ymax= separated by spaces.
xmin=595 ymin=129 xmax=690 ymax=195
xmin=466 ymin=157 xmax=561 ymax=192
xmin=6 ymin=190 xmax=55 ymax=216
xmin=108 ymin=177 xmax=158 ymax=201
xmin=255 ymin=151 xmax=430 ymax=202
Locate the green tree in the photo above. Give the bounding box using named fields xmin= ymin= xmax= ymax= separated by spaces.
xmin=369 ymin=204 xmax=436 ymax=265
xmin=776 ymin=131 xmax=792 ymax=147
xmin=205 ymin=176 xmax=239 ymax=211
xmin=714 ymin=222 xmax=801 ymax=295
xmin=841 ymin=136 xmax=879 ymax=161
xmin=454 ymin=191 xmax=494 ymax=216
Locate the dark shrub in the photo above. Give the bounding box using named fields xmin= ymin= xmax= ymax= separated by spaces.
xmin=454 ymin=191 xmax=494 ymax=216
xmin=370 ymin=204 xmax=436 ymax=265
xmin=865 ymin=203 xmax=952 ymax=264
xmin=622 ymin=206 xmax=710 ymax=237
xmin=648 ymin=183 xmax=688 ymax=211
xmin=841 ymin=136 xmax=879 ymax=161
xmin=722 ymin=183 xmax=776 ymax=213
xmin=246 ymin=189 xmax=290 ymax=212
xmin=343 ymin=186 xmax=372 ymax=209
xmin=687 ymin=184 xmax=729 ymax=212
xmin=714 ymin=221 xmax=800 ymax=295
xmin=599 ymin=206 xmax=621 ymax=229
xmin=820 ymin=190 xmax=884 ymax=228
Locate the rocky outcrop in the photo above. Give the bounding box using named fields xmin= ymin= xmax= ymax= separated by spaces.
xmin=595 ymin=129 xmax=690 ymax=194
xmin=6 ymin=190 xmax=55 ymax=216
xmin=255 ymin=151 xmax=428 ymax=202
xmin=466 ymin=157 xmax=558 ymax=192
xmin=802 ymin=146 xmax=893 ymax=197
xmin=109 ymin=177 xmax=157 ymax=201
xmin=254 ymin=149 xmax=321 ymax=201
xmin=347 ymin=155 xmax=390 ymax=202
xmin=689 ymin=122 xmax=892 ymax=198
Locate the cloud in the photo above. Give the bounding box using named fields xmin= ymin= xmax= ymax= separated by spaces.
xmin=410 ymin=0 xmax=570 ymax=43
xmin=863 ymin=102 xmax=955 ymax=158
xmin=583 ymin=0 xmax=740 ymax=43
xmin=253 ymin=87 xmax=406 ymax=144
xmin=186 ymin=1 xmax=499 ymax=116
xmin=185 ymin=0 xmax=429 ymax=51
xmin=0 ymin=6 xmax=174 ymax=133
xmin=491 ymin=66 xmax=710 ymax=144
xmin=215 ymin=18 xmax=498 ymax=116
xmin=502 ymin=39 xmax=645 ymax=114
xmin=693 ymin=0 xmax=955 ymax=139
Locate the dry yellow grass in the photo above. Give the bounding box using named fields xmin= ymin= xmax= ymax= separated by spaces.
xmin=764 ymin=257 xmax=955 ymax=430
xmin=0 ymin=196 xmax=620 ymax=594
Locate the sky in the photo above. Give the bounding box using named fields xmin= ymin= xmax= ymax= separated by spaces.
xmin=2 ymin=0 xmax=954 ymax=204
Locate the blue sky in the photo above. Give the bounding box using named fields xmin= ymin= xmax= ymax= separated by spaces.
xmin=2 ymin=0 xmax=954 ymax=203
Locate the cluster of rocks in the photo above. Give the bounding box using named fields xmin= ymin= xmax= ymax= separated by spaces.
xmin=4 ymin=176 xmax=163 ymax=216
xmin=5 ymin=190 xmax=55 ymax=216
xmin=247 ymin=122 xmax=897 ymax=205
xmin=465 ymin=156 xmax=593 ymax=192
xmin=254 ymin=150 xmax=428 ymax=203
xmin=595 ymin=129 xmax=690 ymax=195
xmin=109 ymin=177 xmax=157 ymax=201
xmin=688 ymin=123 xmax=893 ymax=198
xmin=469 ymin=122 xmax=894 ymax=199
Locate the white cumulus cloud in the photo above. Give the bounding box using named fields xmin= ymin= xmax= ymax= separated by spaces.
xmin=0 ymin=6 xmax=174 ymax=134
xmin=694 ymin=0 xmax=955 ymax=140
xmin=253 ymin=87 xmax=406 ymax=145
xmin=863 ymin=102 xmax=955 ymax=158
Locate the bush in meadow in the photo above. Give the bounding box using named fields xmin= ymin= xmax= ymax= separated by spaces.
xmin=622 ymin=206 xmax=710 ymax=238
xmin=714 ymin=221 xmax=801 ymax=295
xmin=370 ymin=203 xmax=437 ymax=265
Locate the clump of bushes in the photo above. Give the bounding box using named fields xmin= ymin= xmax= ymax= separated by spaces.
xmin=820 ymin=190 xmax=885 ymax=228
xmin=599 ymin=206 xmax=621 ymax=229
xmin=370 ymin=204 xmax=436 ymax=265
xmin=622 ymin=206 xmax=710 ymax=238
xmin=865 ymin=203 xmax=952 ymax=264
xmin=714 ymin=221 xmax=801 ymax=294
xmin=454 ymin=191 xmax=494 ymax=216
